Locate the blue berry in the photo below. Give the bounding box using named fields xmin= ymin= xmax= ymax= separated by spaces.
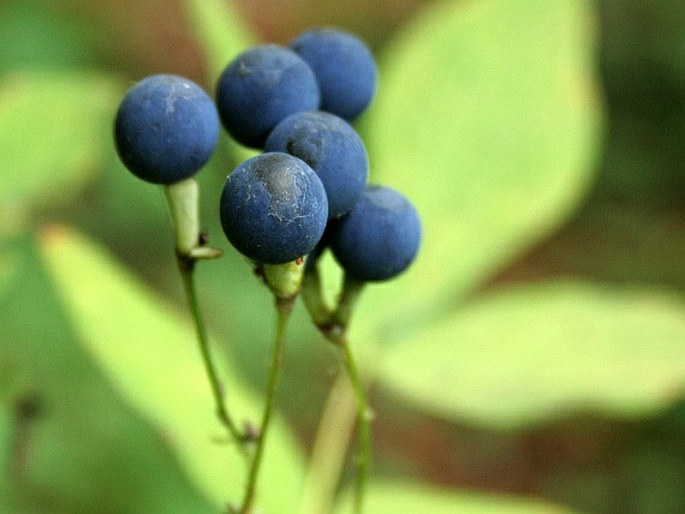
xmin=264 ymin=111 xmax=368 ymax=219
xmin=114 ymin=74 xmax=219 ymax=185
xmin=215 ymin=44 xmax=321 ymax=148
xmin=220 ymin=152 xmax=328 ymax=264
xmin=290 ymin=28 xmax=377 ymax=121
xmin=329 ymin=185 xmax=421 ymax=281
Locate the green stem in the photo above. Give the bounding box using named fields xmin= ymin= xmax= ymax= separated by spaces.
xmin=340 ymin=337 xmax=370 ymax=514
xmin=240 ymin=298 xmax=293 ymax=514
xmin=178 ymin=261 xmax=245 ymax=447
xmin=332 ymin=274 xmax=370 ymax=514
xmin=301 ymin=264 xmax=371 ymax=513
xmin=301 ymin=260 xmax=333 ymax=326
xmin=332 ymin=275 xmax=365 ymax=329
xmin=165 ymin=178 xmax=200 ymax=256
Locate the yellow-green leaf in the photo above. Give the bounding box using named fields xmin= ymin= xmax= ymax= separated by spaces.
xmin=183 ymin=0 xmax=256 ymax=82
xmin=39 ymin=226 xmax=306 ymax=511
xmin=0 ymin=70 xmax=122 ymax=233
xmin=335 ymin=480 xmax=582 ymax=514
xmin=378 ymin=281 xmax=685 ymax=428
xmin=357 ymin=0 xmax=602 ymax=338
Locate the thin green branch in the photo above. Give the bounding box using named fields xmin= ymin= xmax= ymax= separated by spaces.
xmin=302 ymin=264 xmax=371 ymax=514
xmin=240 ymin=298 xmax=294 ymax=514
xmin=178 ymin=262 xmax=246 ymax=448
xmin=340 ymin=337 xmax=370 ymax=514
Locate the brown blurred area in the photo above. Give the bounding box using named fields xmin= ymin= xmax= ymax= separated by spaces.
xmin=30 ymin=0 xmax=438 ymax=87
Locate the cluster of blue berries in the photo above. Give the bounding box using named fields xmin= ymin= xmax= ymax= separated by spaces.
xmin=114 ymin=28 xmax=421 ymax=283
xmin=113 ymin=29 xmax=419 ymax=512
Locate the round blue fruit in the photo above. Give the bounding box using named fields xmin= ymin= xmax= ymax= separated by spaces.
xmin=114 ymin=74 xmax=219 ymax=185
xmin=216 ymin=44 xmax=321 ymax=148
xmin=290 ymin=28 xmax=377 ymax=121
xmin=329 ymin=185 xmax=421 ymax=281
xmin=264 ymin=111 xmax=368 ymax=220
xmin=220 ymin=152 xmax=328 ymax=264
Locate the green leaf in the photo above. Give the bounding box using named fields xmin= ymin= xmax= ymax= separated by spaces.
xmin=335 ymin=480 xmax=581 ymax=513
xmin=0 ymin=393 xmax=11 ymax=489
xmin=0 ymin=70 xmax=123 ymax=233
xmin=0 ymin=234 xmax=216 ymax=514
xmin=0 ymin=241 xmax=21 ymax=299
xmin=377 ymin=281 xmax=685 ymax=428
xmin=183 ymin=0 xmax=256 ymax=81
xmin=38 ymin=226 xmax=306 ymax=512
xmin=0 ymin=399 xmax=15 ymax=512
xmin=358 ymin=0 xmax=602 ymax=331
xmin=0 ymin=0 xmax=95 ymax=71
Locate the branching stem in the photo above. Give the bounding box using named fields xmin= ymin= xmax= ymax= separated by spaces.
xmin=327 ymin=331 xmax=370 ymax=514
xmin=302 ymin=263 xmax=371 ymax=514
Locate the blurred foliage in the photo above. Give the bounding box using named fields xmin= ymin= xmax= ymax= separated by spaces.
xmin=1 ymin=0 xmax=684 ymax=513
xmin=379 ymin=282 xmax=685 ymax=427
xmin=0 ymin=70 xmax=120 ymax=233
xmin=0 ymin=235 xmax=217 ymax=514
xmin=595 ymin=0 xmax=685 ymax=208
xmin=39 ymin=226 xmax=306 ymax=512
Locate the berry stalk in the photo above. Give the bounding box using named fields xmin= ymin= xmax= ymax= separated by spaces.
xmin=177 ymin=261 xmax=247 ymax=450
xmin=240 ymin=297 xmax=294 ymax=514
xmin=340 ymin=337 xmax=370 ymax=514
xmin=302 ymin=266 xmax=371 ymax=514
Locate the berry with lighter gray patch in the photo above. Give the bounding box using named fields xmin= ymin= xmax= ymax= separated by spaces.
xmin=220 ymin=152 xmax=328 ymax=264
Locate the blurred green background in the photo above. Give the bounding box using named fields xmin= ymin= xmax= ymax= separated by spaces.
xmin=1 ymin=0 xmax=685 ymax=513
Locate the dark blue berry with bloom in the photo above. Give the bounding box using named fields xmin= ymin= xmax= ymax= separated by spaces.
xmin=220 ymin=152 xmax=328 ymax=264
xmin=216 ymin=44 xmax=321 ymax=148
xmin=329 ymin=185 xmax=421 ymax=281
xmin=264 ymin=111 xmax=368 ymax=219
xmin=290 ymin=28 xmax=377 ymax=121
xmin=114 ymin=74 xmax=219 ymax=184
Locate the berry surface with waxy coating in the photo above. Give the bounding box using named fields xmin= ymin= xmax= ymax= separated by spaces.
xmin=329 ymin=185 xmax=421 ymax=281
xmin=264 ymin=111 xmax=368 ymax=219
xmin=216 ymin=44 xmax=321 ymax=148
xmin=290 ymin=28 xmax=377 ymax=121
xmin=220 ymin=152 xmax=328 ymax=265
xmin=114 ymin=74 xmax=219 ymax=185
